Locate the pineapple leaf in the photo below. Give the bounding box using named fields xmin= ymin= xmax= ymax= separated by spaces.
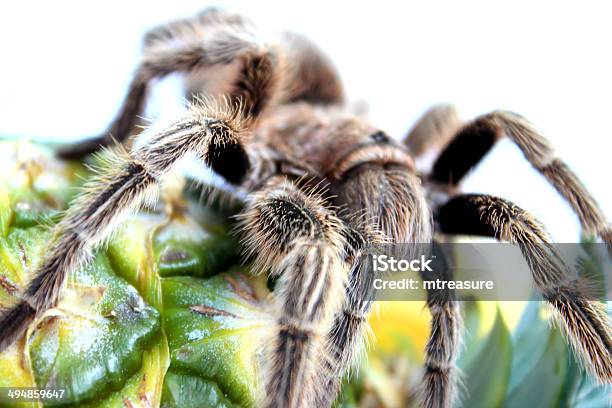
xmin=459 ymin=307 xmax=512 ymax=408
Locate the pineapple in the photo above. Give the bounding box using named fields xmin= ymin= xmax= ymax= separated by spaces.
xmin=0 ymin=141 xmax=608 ymax=407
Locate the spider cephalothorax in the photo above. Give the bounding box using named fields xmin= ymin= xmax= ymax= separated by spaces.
xmin=1 ymin=8 xmax=610 ymax=408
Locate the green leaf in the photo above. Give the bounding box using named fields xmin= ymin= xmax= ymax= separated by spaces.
xmin=504 ymin=326 xmax=568 ymax=407
xmin=505 ymin=301 xmax=610 ymax=408
xmin=506 ymin=301 xmax=553 ymax=395
xmin=560 ymin=353 xmax=611 ymax=408
xmin=459 ymin=307 xmax=512 ymax=408
xmin=456 ymin=301 xmax=484 ymax=370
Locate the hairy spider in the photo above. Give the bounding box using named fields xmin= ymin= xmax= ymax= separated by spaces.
xmin=1 ymin=8 xmax=610 ymax=408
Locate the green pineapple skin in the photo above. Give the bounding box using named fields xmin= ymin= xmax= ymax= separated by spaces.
xmin=0 ymin=142 xmax=265 ymax=407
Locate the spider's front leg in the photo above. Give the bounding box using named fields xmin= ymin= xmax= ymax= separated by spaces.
xmin=238 ymin=178 xmax=350 ymax=408
xmin=0 ymin=102 xmax=250 ymax=352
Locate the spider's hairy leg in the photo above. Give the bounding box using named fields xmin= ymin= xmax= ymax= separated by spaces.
xmin=319 ymin=167 xmax=433 ymax=407
xmin=419 ymin=245 xmax=461 ymax=408
xmin=430 ymin=111 xmax=611 ymax=244
xmin=142 ymin=7 xmax=246 ymax=47
xmin=59 ymin=9 xmax=283 ymax=159
xmin=238 ymin=178 xmax=348 ymax=408
xmin=280 ymin=32 xmax=344 ymax=105
xmin=437 ymin=194 xmax=612 ymax=383
xmin=403 ymin=104 xmax=463 ymax=158
xmin=0 ymin=103 xmax=250 ymax=352
xmin=315 ymin=228 xmax=373 ymax=408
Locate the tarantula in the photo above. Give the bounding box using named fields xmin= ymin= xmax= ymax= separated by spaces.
xmin=1 ymin=8 xmax=610 ymax=408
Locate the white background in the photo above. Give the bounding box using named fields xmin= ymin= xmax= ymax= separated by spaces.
xmin=0 ymin=1 xmax=610 ymax=241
